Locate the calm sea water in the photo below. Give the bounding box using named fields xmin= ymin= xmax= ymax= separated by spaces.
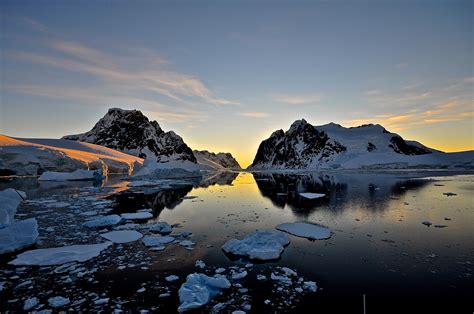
xmin=1 ymin=171 xmax=473 ymax=313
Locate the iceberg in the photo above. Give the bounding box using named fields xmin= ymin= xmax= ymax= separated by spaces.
xmin=0 ymin=218 xmax=38 ymax=254
xmin=38 ymin=169 xmax=103 ymax=181
xmin=299 ymin=193 xmax=325 ymax=199
xmin=276 ymin=222 xmax=332 ymax=240
xmin=9 ymin=242 xmax=112 ymax=266
xmin=0 ymin=188 xmax=26 ymax=228
xmin=178 ymin=273 xmax=231 ymax=312
xmin=222 ymin=230 xmax=290 ymax=261
xmin=100 ymin=230 xmax=143 ymax=243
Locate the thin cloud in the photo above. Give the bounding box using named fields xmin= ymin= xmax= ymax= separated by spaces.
xmin=346 ymin=99 xmax=473 ymax=132
xmin=273 ymin=93 xmax=322 ymax=105
xmin=238 ymin=112 xmax=271 ymax=118
xmin=9 ymin=36 xmax=238 ymax=105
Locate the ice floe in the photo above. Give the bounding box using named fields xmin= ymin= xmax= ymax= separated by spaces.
xmin=139 ymin=222 xmax=172 ymax=234
xmin=0 ymin=218 xmax=38 ymax=254
xmin=222 ymin=230 xmax=290 ymax=261
xmin=23 ymin=297 xmax=39 ymax=310
xmin=83 ymin=215 xmax=122 ymax=228
xmin=38 ymin=169 xmax=102 ymax=181
xmin=276 ymin=222 xmax=331 ymax=240
xmin=121 ymin=212 xmax=153 ymax=220
xmin=48 ymin=296 xmax=70 ymax=308
xmin=142 ymin=235 xmax=175 ymax=247
xmin=299 ymin=192 xmax=325 ymax=199
xmin=9 ymin=242 xmax=112 ymax=266
xmin=0 ymin=188 xmax=26 ymax=228
xmin=100 ymin=230 xmax=143 ymax=243
xmin=178 ymin=273 xmax=231 ymax=312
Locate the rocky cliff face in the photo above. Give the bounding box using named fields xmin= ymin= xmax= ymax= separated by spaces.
xmin=193 ymin=150 xmax=241 ymax=170
xmin=249 ymin=119 xmax=433 ymax=170
xmin=63 ymin=108 xmax=196 ymax=163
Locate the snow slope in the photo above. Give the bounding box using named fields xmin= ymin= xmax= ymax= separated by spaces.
xmin=0 ymin=135 xmax=143 ymax=176
xmin=248 ymin=120 xmax=474 ymax=170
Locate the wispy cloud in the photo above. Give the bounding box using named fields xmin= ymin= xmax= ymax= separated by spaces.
xmin=273 ymin=93 xmax=322 ymax=105
xmin=238 ymin=112 xmax=271 ymax=118
xmin=346 ymin=99 xmax=473 ymax=132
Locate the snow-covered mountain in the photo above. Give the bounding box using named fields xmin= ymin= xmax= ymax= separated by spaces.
xmin=0 ymin=135 xmax=143 ymax=176
xmin=193 ymin=150 xmax=241 ymax=171
xmin=249 ymin=119 xmax=474 ymax=170
xmin=63 ymin=108 xmax=196 ymax=163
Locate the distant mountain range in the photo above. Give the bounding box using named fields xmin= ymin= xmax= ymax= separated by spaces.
xmin=63 ymin=108 xmax=241 ymax=171
xmin=248 ymin=119 xmax=473 ymax=170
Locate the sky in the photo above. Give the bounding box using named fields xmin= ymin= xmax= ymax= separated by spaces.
xmin=0 ymin=0 xmax=473 ymax=168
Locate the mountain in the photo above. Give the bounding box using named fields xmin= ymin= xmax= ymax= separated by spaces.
xmin=63 ymin=108 xmax=196 ymax=163
xmin=0 ymin=135 xmax=143 ymax=176
xmin=248 ymin=119 xmax=474 ymax=170
xmin=193 ymin=150 xmax=241 ymax=171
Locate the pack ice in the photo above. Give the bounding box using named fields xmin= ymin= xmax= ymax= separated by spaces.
xmin=276 ymin=222 xmax=332 ymax=240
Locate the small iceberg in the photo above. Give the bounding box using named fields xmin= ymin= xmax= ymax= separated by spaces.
xmin=178 ymin=273 xmax=231 ymax=312
xmin=276 ymin=222 xmax=332 ymax=240
xmin=38 ymin=169 xmax=103 ymax=181
xmin=9 ymin=242 xmax=112 ymax=266
xmin=299 ymin=192 xmax=325 ymax=199
xmin=0 ymin=218 xmax=39 ymax=254
xmin=121 ymin=212 xmax=153 ymax=220
xmin=100 ymin=230 xmax=143 ymax=243
xmin=222 ymin=230 xmax=290 ymax=261
xmin=0 ymin=188 xmax=26 ymax=228
xmin=83 ymin=215 xmax=122 ymax=228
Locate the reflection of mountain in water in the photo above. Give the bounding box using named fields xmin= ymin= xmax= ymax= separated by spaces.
xmin=110 ymin=171 xmax=239 ymax=217
xmin=252 ymin=172 xmax=432 ymax=217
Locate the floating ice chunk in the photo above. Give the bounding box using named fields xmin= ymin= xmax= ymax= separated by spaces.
xmin=9 ymin=242 xmax=112 ymax=266
xmin=276 ymin=222 xmax=331 ymax=240
xmin=83 ymin=215 xmax=122 ymax=228
xmin=0 ymin=188 xmax=26 ymax=228
xmin=303 ymin=281 xmax=318 ymax=292
xmin=179 ymin=240 xmax=195 ymax=247
xmin=256 ymin=274 xmax=267 ymax=281
xmin=39 ymin=169 xmax=102 ymax=181
xmin=94 ymin=298 xmax=109 ymax=305
xmin=139 ymin=222 xmax=172 ymax=234
xmin=48 ymin=201 xmax=70 ymax=208
xmin=232 ymin=311 xmax=245 ymax=314
xmin=222 ymin=230 xmax=290 ymax=261
xmin=231 ymin=270 xmax=248 ymax=280
xmin=127 ymin=180 xmax=159 ymax=187
xmin=114 ymin=223 xmax=139 ymax=230
xmin=80 ymin=210 xmax=98 ymax=217
xmin=178 ymin=273 xmax=231 ymax=312
xmin=215 ymin=268 xmax=226 ymax=274
xmin=299 ymin=193 xmax=325 ymax=199
xmin=270 ymin=272 xmax=292 ymax=285
xmin=281 ymin=267 xmax=297 ymax=277
xmin=48 ymin=296 xmax=70 ymax=308
xmin=143 ymin=235 xmax=175 ymax=247
xmin=121 ymin=212 xmax=153 ymax=220
xmin=0 ymin=218 xmax=38 ymax=254
xmin=100 ymin=230 xmax=143 ymax=244
xmin=23 ymin=297 xmax=39 ymax=310
xmin=166 ymin=275 xmax=179 ymax=282
xmin=195 ymin=260 xmax=206 ymax=269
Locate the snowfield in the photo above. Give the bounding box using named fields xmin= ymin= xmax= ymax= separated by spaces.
xmin=0 ymin=135 xmax=143 ymax=176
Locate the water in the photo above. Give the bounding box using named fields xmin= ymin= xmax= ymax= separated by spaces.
xmin=0 ymin=171 xmax=473 ymax=313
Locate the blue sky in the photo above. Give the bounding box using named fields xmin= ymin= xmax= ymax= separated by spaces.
xmin=1 ymin=0 xmax=472 ymax=166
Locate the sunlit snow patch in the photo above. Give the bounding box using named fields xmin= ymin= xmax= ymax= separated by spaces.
xmin=178 ymin=273 xmax=231 ymax=312
xmin=100 ymin=230 xmax=143 ymax=243
xmin=222 ymin=230 xmax=290 ymax=261
xmin=276 ymin=222 xmax=332 ymax=240
xmin=9 ymin=242 xmax=112 ymax=266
